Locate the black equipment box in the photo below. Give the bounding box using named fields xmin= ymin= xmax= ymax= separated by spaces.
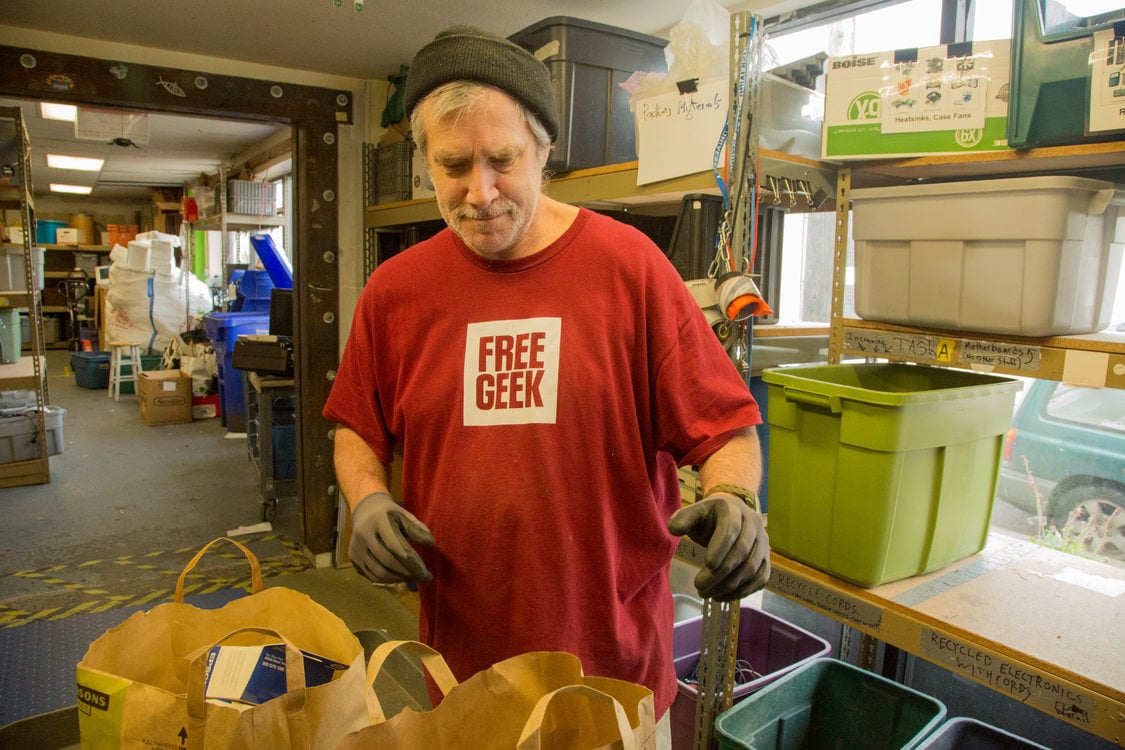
xmin=232 ymin=334 xmax=293 ymax=376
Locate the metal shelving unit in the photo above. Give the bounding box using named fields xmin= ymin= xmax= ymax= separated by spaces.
xmin=0 ymin=106 xmax=49 ymax=487
xmin=808 ymin=141 xmax=1125 ymax=745
xmin=360 ymin=91 xmax=1125 ymax=747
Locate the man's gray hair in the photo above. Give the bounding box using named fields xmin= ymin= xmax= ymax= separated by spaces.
xmin=410 ymin=81 xmax=552 ymax=162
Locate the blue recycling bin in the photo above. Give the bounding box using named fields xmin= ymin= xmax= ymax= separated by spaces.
xmin=202 ymin=312 xmax=270 ymax=432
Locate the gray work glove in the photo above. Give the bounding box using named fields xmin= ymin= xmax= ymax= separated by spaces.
xmin=667 ymin=492 xmax=770 ymax=601
xmin=348 ymin=491 xmax=435 ymax=585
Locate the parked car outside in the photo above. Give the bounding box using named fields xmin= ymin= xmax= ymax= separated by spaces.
xmin=994 ymin=380 xmax=1125 ymax=563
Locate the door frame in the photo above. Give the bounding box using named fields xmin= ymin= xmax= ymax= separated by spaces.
xmin=0 ymin=43 xmax=347 ymax=555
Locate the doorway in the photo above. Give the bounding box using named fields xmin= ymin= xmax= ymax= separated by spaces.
xmin=0 ymin=43 xmax=349 ymax=554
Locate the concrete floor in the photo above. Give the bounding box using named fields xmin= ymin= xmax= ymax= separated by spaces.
xmin=0 ymin=348 xmax=420 ymax=719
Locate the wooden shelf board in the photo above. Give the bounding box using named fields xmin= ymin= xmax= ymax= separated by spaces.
xmin=366 ymin=150 xmax=840 ymax=229
xmin=766 ymin=540 xmax=1125 ymax=742
xmin=0 ymin=455 xmax=50 ymax=488
xmin=190 ymin=213 xmax=286 ymax=231
xmin=0 ymin=355 xmax=45 ymax=390
xmin=838 ymin=318 xmax=1125 ymax=388
xmin=844 ymin=141 xmax=1125 ymax=181
xmin=755 ymin=322 xmax=830 ymax=338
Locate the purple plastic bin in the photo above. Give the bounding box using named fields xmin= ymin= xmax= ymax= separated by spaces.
xmin=670 ymin=606 xmax=832 ymax=750
xmin=916 ymin=717 xmax=1050 ymax=749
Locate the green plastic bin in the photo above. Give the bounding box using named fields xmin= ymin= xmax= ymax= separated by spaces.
xmin=715 ymin=658 xmax=946 ymax=750
xmin=761 ymin=363 xmax=1020 ymax=587
xmin=117 ymin=353 xmax=164 ymax=395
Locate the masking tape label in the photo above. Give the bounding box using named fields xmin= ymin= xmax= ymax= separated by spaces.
xmin=769 ymin=568 xmax=883 ymax=630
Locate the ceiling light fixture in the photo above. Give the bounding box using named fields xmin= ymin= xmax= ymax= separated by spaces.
xmin=50 ymin=184 xmax=93 ymax=195
xmin=46 ymin=154 xmax=105 ymax=172
xmin=40 ymin=102 xmax=77 ymax=122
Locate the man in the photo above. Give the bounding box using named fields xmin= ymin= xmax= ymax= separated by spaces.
xmin=324 ymin=25 xmax=769 ymax=744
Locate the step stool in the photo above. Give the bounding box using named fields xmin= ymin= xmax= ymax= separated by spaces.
xmin=107 ymin=342 xmax=142 ymax=401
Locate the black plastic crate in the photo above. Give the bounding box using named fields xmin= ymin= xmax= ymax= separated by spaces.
xmin=509 ymin=16 xmax=668 ymax=173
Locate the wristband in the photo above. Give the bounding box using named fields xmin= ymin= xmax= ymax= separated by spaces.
xmin=705 ymin=483 xmax=760 ymax=513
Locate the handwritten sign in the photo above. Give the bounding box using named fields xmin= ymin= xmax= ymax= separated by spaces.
xmin=770 ymin=568 xmax=883 ymax=630
xmin=845 ymin=329 xmax=948 ymax=361
xmin=919 ymin=628 xmax=1097 ymax=728
xmin=960 ymin=339 xmax=1041 ymax=370
xmin=844 ymin=329 xmax=1041 ymax=372
xmin=633 ymin=78 xmax=727 ymax=185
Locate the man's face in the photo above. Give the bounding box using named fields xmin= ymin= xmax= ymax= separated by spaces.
xmin=420 ymin=89 xmax=548 ymax=261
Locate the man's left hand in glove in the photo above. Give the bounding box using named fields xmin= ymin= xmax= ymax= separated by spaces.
xmin=667 ymin=490 xmax=770 ymax=601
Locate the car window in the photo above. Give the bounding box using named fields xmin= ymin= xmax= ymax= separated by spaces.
xmin=1045 ymin=384 xmax=1125 ymax=434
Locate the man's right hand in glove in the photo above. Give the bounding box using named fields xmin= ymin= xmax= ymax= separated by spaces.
xmin=348 ymin=491 xmax=436 ymax=585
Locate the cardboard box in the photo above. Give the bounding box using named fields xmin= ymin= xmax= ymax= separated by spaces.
xmin=55 ymin=227 xmax=79 ymax=244
xmin=7 ymin=226 xmax=25 ymax=244
xmin=822 ymin=40 xmax=1011 ymax=161
xmin=138 ymin=370 xmax=193 ymax=426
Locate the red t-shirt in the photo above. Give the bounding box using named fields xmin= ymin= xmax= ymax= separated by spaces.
xmin=324 ymin=208 xmax=761 ymax=715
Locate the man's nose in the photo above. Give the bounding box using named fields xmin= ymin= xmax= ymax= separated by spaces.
xmin=463 ymin=165 xmax=499 ymax=206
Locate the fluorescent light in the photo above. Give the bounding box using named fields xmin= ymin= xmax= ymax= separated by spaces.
xmin=46 ymin=154 xmax=104 ymax=172
xmin=50 ymin=184 xmax=93 ymax=195
xmin=40 ymin=102 xmax=77 ymax=122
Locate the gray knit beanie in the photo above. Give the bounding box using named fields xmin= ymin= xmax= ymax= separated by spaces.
xmin=404 ymin=25 xmax=560 ymax=142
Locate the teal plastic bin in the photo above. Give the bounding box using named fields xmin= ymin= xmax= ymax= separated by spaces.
xmin=0 ymin=308 xmax=20 ymax=364
xmin=118 ymin=353 xmax=163 ymax=395
xmin=715 ymin=658 xmax=946 ymax=750
xmin=762 ymin=363 xmax=1020 ymax=587
xmin=71 ymin=351 xmax=111 ymax=389
xmin=916 ymin=717 xmax=1050 ymax=750
xmin=671 ymin=606 xmax=832 ymax=750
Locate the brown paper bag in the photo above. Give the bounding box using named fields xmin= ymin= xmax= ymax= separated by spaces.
xmin=338 ymin=639 xmax=657 ymax=749
xmin=76 ymin=537 xmax=372 ymax=749
xmin=517 ymin=684 xmax=650 ymax=750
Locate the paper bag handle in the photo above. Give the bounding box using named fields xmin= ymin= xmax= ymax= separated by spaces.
xmin=365 ymin=639 xmax=459 ymax=721
xmin=186 ymin=626 xmax=311 ymax=747
xmin=517 ymin=684 xmax=637 ymax=750
xmin=176 ymin=537 xmax=264 ymax=602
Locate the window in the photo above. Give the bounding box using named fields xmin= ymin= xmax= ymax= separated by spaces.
xmin=1044 ymin=384 xmax=1125 ymax=434
xmin=759 ymin=0 xmax=1124 ymax=571
xmin=765 ymin=0 xmax=944 ymax=70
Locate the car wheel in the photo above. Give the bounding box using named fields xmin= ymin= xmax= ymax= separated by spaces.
xmin=1048 ymin=485 xmax=1125 ymax=563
